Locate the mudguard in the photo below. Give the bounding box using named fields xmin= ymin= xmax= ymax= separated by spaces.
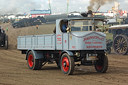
xmin=26 ymin=50 xmax=44 ymax=60
xmin=61 ymin=50 xmax=74 ymax=57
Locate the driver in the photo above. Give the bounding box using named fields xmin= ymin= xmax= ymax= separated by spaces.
xmin=62 ymin=21 xmax=68 ymax=32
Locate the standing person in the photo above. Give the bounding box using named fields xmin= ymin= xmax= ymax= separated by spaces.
xmin=6 ymin=27 xmax=8 ymax=32
xmin=36 ymin=25 xmax=39 ymax=29
xmin=0 ymin=26 xmax=4 ymax=33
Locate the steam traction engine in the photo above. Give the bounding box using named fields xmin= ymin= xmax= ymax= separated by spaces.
xmin=109 ymin=25 xmax=128 ymax=55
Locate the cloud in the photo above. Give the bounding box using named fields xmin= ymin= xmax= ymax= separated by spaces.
xmin=0 ymin=0 xmax=42 ymax=14
xmin=118 ymin=0 xmax=128 ymax=10
xmin=51 ymin=0 xmax=90 ymax=13
xmin=0 ymin=0 xmax=90 ymax=14
xmin=0 ymin=0 xmax=127 ymax=14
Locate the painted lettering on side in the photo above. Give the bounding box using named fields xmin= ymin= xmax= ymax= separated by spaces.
xmin=83 ymin=36 xmax=104 ymax=41
xmin=85 ymin=42 xmax=102 ymax=44
xmin=57 ymin=34 xmax=62 ymax=44
xmin=86 ymin=46 xmax=103 ymax=48
xmin=57 ymin=42 xmax=62 ymax=44
xmin=72 ymin=46 xmax=76 ymax=49
xmin=57 ymin=38 xmax=61 ymax=41
xmin=57 ymin=34 xmax=61 ymax=37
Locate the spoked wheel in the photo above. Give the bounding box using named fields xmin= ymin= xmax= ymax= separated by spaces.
xmin=113 ymin=35 xmax=128 ymax=55
xmin=27 ymin=51 xmax=42 ymax=70
xmin=61 ymin=53 xmax=74 ymax=75
xmin=95 ymin=54 xmax=108 ymax=73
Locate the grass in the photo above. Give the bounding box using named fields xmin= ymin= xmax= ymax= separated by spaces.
xmin=106 ymin=33 xmax=113 ymax=40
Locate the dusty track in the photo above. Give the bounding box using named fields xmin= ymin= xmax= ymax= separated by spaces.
xmin=0 ymin=23 xmax=128 ymax=85
xmin=0 ymin=50 xmax=128 ymax=85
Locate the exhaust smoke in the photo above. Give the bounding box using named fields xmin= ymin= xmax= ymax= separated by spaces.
xmin=87 ymin=0 xmax=115 ymax=11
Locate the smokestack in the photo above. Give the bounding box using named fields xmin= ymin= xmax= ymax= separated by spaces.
xmin=81 ymin=10 xmax=93 ymax=17
xmin=87 ymin=10 xmax=93 ymax=17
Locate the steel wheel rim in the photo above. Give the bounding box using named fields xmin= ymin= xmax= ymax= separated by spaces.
xmin=114 ymin=36 xmax=128 ymax=54
xmin=28 ymin=54 xmax=34 ymax=67
xmin=62 ymin=57 xmax=69 ymax=72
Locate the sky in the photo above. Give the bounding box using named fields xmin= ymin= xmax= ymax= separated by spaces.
xmin=0 ymin=0 xmax=128 ymax=14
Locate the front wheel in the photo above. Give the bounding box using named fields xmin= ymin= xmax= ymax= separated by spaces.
xmin=27 ymin=51 xmax=42 ymax=70
xmin=95 ymin=54 xmax=108 ymax=73
xmin=61 ymin=53 xmax=74 ymax=75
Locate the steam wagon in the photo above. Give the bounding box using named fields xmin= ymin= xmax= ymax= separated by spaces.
xmin=17 ymin=17 xmax=108 ymax=75
xmin=109 ymin=24 xmax=128 ymax=55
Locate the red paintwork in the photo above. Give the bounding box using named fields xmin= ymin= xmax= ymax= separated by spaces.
xmin=62 ymin=57 xmax=69 ymax=72
xmin=86 ymin=46 xmax=102 ymax=48
xmin=85 ymin=42 xmax=102 ymax=44
xmin=65 ymin=40 xmax=67 ymax=43
xmin=28 ymin=54 xmax=34 ymax=67
xmin=83 ymin=36 xmax=104 ymax=49
xmin=83 ymin=36 xmax=104 ymax=41
xmin=72 ymin=46 xmax=76 ymax=49
xmin=57 ymin=42 xmax=62 ymax=44
xmin=57 ymin=34 xmax=62 ymax=37
xmin=57 ymin=38 xmax=61 ymax=41
xmin=85 ymin=42 xmax=92 ymax=44
xmin=31 ymin=14 xmax=50 ymax=18
xmin=57 ymin=34 xmax=62 ymax=44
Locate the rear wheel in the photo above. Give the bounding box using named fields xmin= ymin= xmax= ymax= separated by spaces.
xmin=27 ymin=51 xmax=42 ymax=70
xmin=61 ymin=53 xmax=74 ymax=75
xmin=95 ymin=54 xmax=108 ymax=73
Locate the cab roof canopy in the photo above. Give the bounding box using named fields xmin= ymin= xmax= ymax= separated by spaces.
xmin=61 ymin=17 xmax=106 ymax=21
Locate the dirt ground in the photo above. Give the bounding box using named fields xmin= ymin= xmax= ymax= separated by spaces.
xmin=0 ymin=50 xmax=128 ymax=85
xmin=0 ymin=23 xmax=128 ymax=85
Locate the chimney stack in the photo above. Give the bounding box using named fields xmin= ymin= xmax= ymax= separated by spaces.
xmin=87 ymin=10 xmax=93 ymax=17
